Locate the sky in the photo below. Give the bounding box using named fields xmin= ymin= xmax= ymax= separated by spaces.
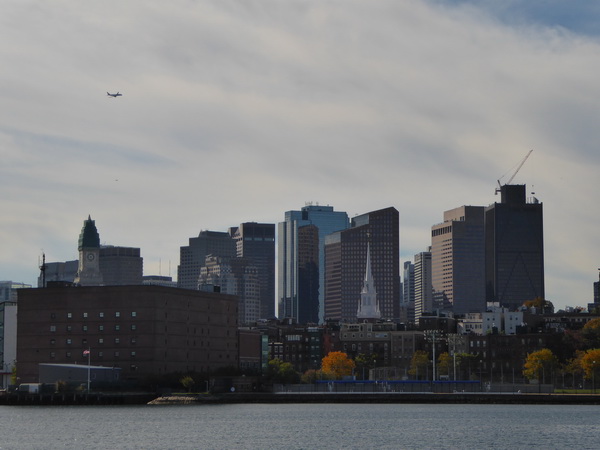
xmin=1 ymin=0 xmax=599 ymax=310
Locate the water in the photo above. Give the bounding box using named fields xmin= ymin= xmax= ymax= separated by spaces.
xmin=1 ymin=403 xmax=599 ymax=449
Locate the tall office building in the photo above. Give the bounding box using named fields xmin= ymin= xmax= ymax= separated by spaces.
xmin=485 ymin=185 xmax=544 ymax=310
xmin=229 ymin=223 xmax=276 ymax=319
xmin=278 ymin=204 xmax=349 ymax=323
xmin=414 ymin=250 xmax=432 ymax=324
xmin=177 ymin=231 xmax=236 ymax=290
xmin=431 ymin=206 xmax=485 ymax=315
xmin=400 ymin=261 xmax=415 ymax=324
xmin=198 ymin=256 xmax=260 ymax=325
xmin=323 ymin=207 xmax=400 ymax=322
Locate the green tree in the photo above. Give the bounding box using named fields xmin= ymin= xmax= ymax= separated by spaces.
xmin=523 ymin=348 xmax=558 ymax=383
xmin=321 ymin=352 xmax=356 ymax=380
xmin=437 ymin=352 xmax=452 ymax=378
xmin=267 ymin=359 xmax=300 ymax=384
xmin=408 ymin=350 xmax=429 ymax=380
xmin=354 ymin=353 xmax=377 ymax=380
xmin=180 ymin=375 xmax=195 ymax=392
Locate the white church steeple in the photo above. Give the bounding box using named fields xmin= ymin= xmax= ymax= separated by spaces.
xmin=357 ymin=243 xmax=381 ymax=320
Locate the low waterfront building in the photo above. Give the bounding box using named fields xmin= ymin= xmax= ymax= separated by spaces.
xmin=16 ymin=285 xmax=238 ymax=385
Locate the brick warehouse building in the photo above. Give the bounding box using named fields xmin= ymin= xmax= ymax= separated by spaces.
xmin=16 ymin=285 xmax=238 ymax=385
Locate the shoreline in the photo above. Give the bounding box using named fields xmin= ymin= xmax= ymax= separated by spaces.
xmin=2 ymin=391 xmax=600 ymax=406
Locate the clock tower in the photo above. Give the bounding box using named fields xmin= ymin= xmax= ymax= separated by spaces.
xmin=74 ymin=215 xmax=104 ymax=286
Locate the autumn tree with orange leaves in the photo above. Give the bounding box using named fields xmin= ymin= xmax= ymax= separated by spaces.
xmin=321 ymin=351 xmax=356 ymax=380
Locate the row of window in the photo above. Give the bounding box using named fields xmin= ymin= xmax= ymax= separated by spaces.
xmin=51 ymin=337 xmax=137 ymax=345
xmin=50 ymin=351 xmax=136 ymax=358
xmin=51 ymin=311 xmax=137 ymax=319
xmin=50 ymin=324 xmax=137 ymax=332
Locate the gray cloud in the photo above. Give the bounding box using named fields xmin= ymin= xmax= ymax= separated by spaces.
xmin=1 ymin=0 xmax=598 ymax=308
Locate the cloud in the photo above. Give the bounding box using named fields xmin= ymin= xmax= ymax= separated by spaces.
xmin=1 ymin=0 xmax=599 ymax=309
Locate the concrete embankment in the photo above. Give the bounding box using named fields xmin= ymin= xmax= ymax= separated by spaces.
xmin=150 ymin=392 xmax=600 ymax=405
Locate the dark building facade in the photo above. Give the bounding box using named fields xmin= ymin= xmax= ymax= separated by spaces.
xmin=177 ymin=231 xmax=236 ymax=290
xmin=324 ymin=207 xmax=400 ymax=322
xmin=16 ymin=285 xmax=238 ymax=384
xmin=230 ymin=223 xmax=276 ymax=320
xmin=485 ymin=185 xmax=544 ymax=310
xmin=99 ymin=246 xmax=143 ymax=286
xmin=431 ymin=206 xmax=485 ymax=315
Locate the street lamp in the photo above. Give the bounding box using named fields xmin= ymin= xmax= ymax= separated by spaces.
xmin=593 ymin=361 xmax=596 ymax=395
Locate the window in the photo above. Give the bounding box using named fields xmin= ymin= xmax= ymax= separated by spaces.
xmin=50 ymin=325 xmax=56 ymax=332
xmin=83 ymin=312 xmax=88 ymax=318
xmin=66 ymin=352 xmax=71 ymax=358
xmin=82 ymin=339 xmax=88 ymax=346
xmin=99 ymin=325 xmax=104 ymax=332
xmin=115 ymin=325 xmax=120 ymax=331
xmin=115 ymin=311 xmax=121 ymax=318
xmin=131 ymin=311 xmax=137 ymax=318
xmin=131 ymin=338 xmax=137 ymax=344
xmin=131 ymin=351 xmax=136 ymax=357
xmin=50 ymin=352 xmax=56 ymax=358
xmin=50 ymin=339 xmax=56 ymax=345
xmin=115 ymin=338 xmax=120 ymax=344
xmin=50 ymin=313 xmax=56 ymax=319
xmin=67 ymin=312 xmax=72 ymax=319
xmin=66 ymin=339 xmax=72 ymax=345
xmin=131 ymin=324 xmax=137 ymax=331
xmin=98 ymin=338 xmax=104 ymax=344
xmin=66 ymin=325 xmax=72 ymax=332
xmin=83 ymin=325 xmax=88 ymax=332
xmin=114 ymin=351 xmax=120 ymax=357
xmin=98 ymin=351 xmax=103 ymax=357
xmin=99 ymin=312 xmax=104 ymax=318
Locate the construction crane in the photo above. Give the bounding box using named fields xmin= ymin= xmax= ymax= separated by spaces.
xmin=495 ymin=149 xmax=533 ymax=195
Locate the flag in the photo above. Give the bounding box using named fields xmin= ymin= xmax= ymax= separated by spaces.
xmin=83 ymin=349 xmax=90 ymax=356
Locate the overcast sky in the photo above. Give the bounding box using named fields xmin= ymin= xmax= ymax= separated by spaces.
xmin=2 ymin=1 xmax=598 ymax=310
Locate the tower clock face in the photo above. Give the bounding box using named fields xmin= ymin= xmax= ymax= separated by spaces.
xmin=86 ymin=252 xmax=95 ymax=261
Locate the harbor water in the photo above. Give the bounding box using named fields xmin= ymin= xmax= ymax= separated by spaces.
xmin=0 ymin=403 xmax=599 ymax=449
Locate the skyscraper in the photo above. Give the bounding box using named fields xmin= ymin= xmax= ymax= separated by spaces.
xmin=414 ymin=250 xmax=432 ymax=324
xmin=229 ymin=223 xmax=276 ymax=319
xmin=431 ymin=206 xmax=485 ymax=315
xmin=177 ymin=231 xmax=236 ymax=290
xmin=323 ymin=207 xmax=400 ymax=322
xmin=198 ymin=256 xmax=260 ymax=325
xmin=400 ymin=261 xmax=415 ymax=324
xmin=485 ymin=185 xmax=544 ymax=310
xmin=278 ymin=204 xmax=349 ymax=323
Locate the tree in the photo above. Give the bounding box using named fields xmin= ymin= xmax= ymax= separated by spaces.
xmin=354 ymin=353 xmax=376 ymax=380
xmin=321 ymin=351 xmax=355 ymax=380
xmin=523 ymin=348 xmax=557 ymax=382
xmin=408 ymin=350 xmax=429 ymax=380
xmin=564 ymin=351 xmax=585 ymax=388
xmin=301 ymin=369 xmax=330 ymax=384
xmin=437 ymin=352 xmax=452 ymax=378
xmin=580 ymin=348 xmax=600 ymax=380
xmin=581 ymin=319 xmax=600 ymax=349
xmin=267 ymin=359 xmax=300 ymax=384
xmin=180 ymin=375 xmax=195 ymax=392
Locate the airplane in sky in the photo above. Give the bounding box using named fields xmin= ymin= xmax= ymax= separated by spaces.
xmin=107 ymin=92 xmax=122 ymax=98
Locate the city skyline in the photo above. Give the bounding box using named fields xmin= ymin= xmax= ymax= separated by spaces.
xmin=2 ymin=1 xmax=599 ymax=311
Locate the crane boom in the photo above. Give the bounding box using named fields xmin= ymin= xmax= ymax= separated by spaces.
xmin=506 ymin=149 xmax=533 ymax=185
xmin=495 ymin=149 xmax=533 ymax=194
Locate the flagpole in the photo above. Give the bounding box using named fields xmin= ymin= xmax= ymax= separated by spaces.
xmin=87 ymin=348 xmax=91 ymax=392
